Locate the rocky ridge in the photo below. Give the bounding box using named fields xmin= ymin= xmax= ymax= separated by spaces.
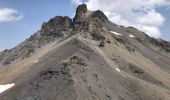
xmin=0 ymin=4 xmax=110 ymax=66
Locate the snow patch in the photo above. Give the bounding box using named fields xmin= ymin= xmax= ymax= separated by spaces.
xmin=110 ymin=31 xmax=122 ymax=36
xmin=155 ymin=57 xmax=159 ymax=59
xmin=34 ymin=60 xmax=39 ymax=63
xmin=115 ymin=68 xmax=120 ymax=72
xmin=129 ymin=35 xmax=135 ymax=38
xmin=0 ymin=83 xmax=15 ymax=93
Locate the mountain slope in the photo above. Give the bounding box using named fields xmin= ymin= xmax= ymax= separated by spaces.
xmin=0 ymin=4 xmax=170 ymax=100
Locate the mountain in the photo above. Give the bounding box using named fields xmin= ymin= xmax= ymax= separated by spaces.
xmin=0 ymin=4 xmax=170 ymax=100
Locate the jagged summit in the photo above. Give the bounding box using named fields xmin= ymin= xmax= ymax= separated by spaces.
xmin=41 ymin=16 xmax=72 ymax=32
xmin=0 ymin=4 xmax=169 ymax=66
xmin=73 ymin=4 xmax=108 ymax=23
xmin=39 ymin=16 xmax=73 ymax=40
xmin=91 ymin=10 xmax=108 ymax=22
xmin=73 ymin=4 xmax=88 ymax=23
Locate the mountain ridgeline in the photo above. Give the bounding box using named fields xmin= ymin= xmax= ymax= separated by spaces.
xmin=0 ymin=4 xmax=107 ymax=65
xmin=0 ymin=4 xmax=170 ymax=100
xmin=0 ymin=4 xmax=169 ymax=66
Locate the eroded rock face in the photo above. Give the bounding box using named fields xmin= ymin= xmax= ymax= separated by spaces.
xmin=90 ymin=10 xmax=108 ymax=22
xmin=73 ymin=4 xmax=108 ymax=30
xmin=40 ymin=16 xmax=72 ymax=37
xmin=73 ymin=4 xmax=88 ymax=23
xmin=38 ymin=16 xmax=73 ymax=43
xmin=41 ymin=16 xmax=73 ymax=34
xmin=148 ymin=37 xmax=170 ymax=52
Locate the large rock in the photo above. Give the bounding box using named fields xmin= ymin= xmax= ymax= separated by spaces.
xmin=73 ymin=4 xmax=88 ymax=23
xmin=41 ymin=16 xmax=72 ymax=33
xmin=91 ymin=10 xmax=108 ymax=22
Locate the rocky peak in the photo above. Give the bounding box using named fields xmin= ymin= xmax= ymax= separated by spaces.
xmin=91 ymin=10 xmax=108 ymax=22
xmin=73 ymin=4 xmax=88 ymax=23
xmin=72 ymin=4 xmax=110 ymax=32
xmin=38 ymin=16 xmax=73 ymax=40
xmin=41 ymin=16 xmax=72 ymax=32
xmin=0 ymin=4 xmax=111 ymax=66
xmin=73 ymin=4 xmax=108 ymax=23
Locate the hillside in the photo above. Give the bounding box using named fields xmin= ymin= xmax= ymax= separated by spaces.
xmin=0 ymin=4 xmax=170 ymax=100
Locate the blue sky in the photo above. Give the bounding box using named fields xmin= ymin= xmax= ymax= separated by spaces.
xmin=0 ymin=0 xmax=170 ymax=51
xmin=0 ymin=0 xmax=76 ymax=51
xmin=158 ymin=7 xmax=170 ymax=41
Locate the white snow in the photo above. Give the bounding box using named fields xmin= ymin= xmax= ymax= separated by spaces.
xmin=115 ymin=68 xmax=120 ymax=72
xmin=117 ymin=25 xmax=120 ymax=27
xmin=0 ymin=83 xmax=15 ymax=93
xmin=34 ymin=60 xmax=39 ymax=63
xmin=129 ymin=35 xmax=135 ymax=38
xmin=110 ymin=31 xmax=122 ymax=36
xmin=155 ymin=57 xmax=159 ymax=59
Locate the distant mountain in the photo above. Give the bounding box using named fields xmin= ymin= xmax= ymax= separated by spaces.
xmin=0 ymin=4 xmax=170 ymax=100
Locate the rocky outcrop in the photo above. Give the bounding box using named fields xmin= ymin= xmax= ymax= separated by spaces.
xmin=73 ymin=4 xmax=108 ymax=31
xmin=73 ymin=4 xmax=88 ymax=23
xmin=41 ymin=16 xmax=72 ymax=33
xmin=37 ymin=16 xmax=73 ymax=44
xmin=148 ymin=37 xmax=170 ymax=52
xmin=90 ymin=10 xmax=108 ymax=22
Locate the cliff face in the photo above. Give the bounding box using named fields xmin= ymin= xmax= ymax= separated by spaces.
xmin=73 ymin=4 xmax=88 ymax=23
xmin=0 ymin=4 xmax=170 ymax=100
